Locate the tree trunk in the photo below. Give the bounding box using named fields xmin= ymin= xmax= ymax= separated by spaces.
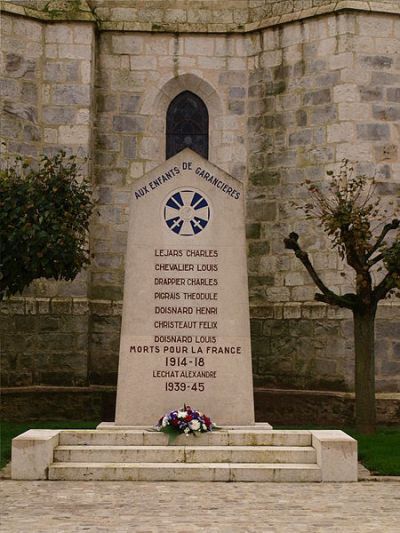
xmin=353 ymin=308 xmax=377 ymax=434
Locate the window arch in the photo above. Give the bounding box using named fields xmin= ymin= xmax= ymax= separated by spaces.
xmin=166 ymin=91 xmax=209 ymax=159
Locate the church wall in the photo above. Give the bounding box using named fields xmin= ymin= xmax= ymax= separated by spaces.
xmin=1 ymin=14 xmax=44 ymax=159
xmin=247 ymin=11 xmax=400 ymax=391
xmin=1 ymin=14 xmax=96 ymax=387
xmin=1 ymin=6 xmax=399 ymax=396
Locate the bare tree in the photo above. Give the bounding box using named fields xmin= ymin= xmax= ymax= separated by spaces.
xmin=284 ymin=161 xmax=400 ymax=434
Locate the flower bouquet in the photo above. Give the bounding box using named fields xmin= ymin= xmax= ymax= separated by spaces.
xmin=156 ymin=404 xmax=216 ymax=443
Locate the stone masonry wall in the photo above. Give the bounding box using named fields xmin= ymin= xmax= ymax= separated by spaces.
xmin=247 ymin=10 xmax=400 ymax=391
xmin=1 ymin=6 xmax=399 ymax=395
xmin=1 ymin=13 xmax=43 ymax=159
xmin=1 ymin=14 xmax=96 ymax=299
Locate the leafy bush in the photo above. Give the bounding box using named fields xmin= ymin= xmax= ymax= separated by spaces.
xmin=0 ymin=150 xmax=95 ymax=299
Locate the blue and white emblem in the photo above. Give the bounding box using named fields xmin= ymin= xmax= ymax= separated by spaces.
xmin=164 ymin=189 xmax=210 ymax=236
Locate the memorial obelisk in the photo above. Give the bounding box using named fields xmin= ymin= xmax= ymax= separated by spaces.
xmin=115 ymin=149 xmax=254 ymax=426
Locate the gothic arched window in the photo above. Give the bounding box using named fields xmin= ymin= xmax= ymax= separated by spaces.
xmin=166 ymin=91 xmax=209 ymax=159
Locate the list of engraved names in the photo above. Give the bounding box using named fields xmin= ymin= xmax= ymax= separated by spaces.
xmin=129 ymin=247 xmax=242 ymax=393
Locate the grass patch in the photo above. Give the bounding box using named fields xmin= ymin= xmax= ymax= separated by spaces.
xmin=0 ymin=420 xmax=98 ymax=469
xmin=346 ymin=427 xmax=400 ymax=476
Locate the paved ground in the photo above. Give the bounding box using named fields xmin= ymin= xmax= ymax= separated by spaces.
xmin=1 ymin=479 xmax=400 ymax=532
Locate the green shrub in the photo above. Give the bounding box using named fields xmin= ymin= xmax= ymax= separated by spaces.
xmin=0 ymin=150 xmax=95 ymax=299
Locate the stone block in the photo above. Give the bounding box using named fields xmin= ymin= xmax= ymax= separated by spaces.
xmin=44 ymin=128 xmax=58 ymax=143
xmin=341 ymin=67 xmax=370 ymax=85
xmin=283 ymin=303 xmax=302 ymax=319
xmin=228 ymin=100 xmax=245 ymax=115
xmin=387 ymin=88 xmax=400 ymax=102
xmin=73 ymin=298 xmax=89 ymax=316
xmin=249 ymin=241 xmax=270 ymax=256
xmin=120 ymin=94 xmax=141 ymax=113
xmin=4 ymin=53 xmax=36 ymax=79
xmin=327 ymin=122 xmax=355 ymax=143
xmin=333 ymin=84 xmax=359 ymax=103
xmin=130 ymin=56 xmax=157 ymax=70
xmin=357 ymin=123 xmax=390 ymax=141
xmin=358 ymin=14 xmax=393 ymax=37
xmin=197 ymin=56 xmax=226 ymax=70
xmin=219 ymin=71 xmax=247 ymax=87
xmin=52 ymin=85 xmax=90 ymax=106
xmin=338 ymin=103 xmax=371 ymax=121
xmin=360 ymin=86 xmax=383 ymax=102
xmin=122 ymin=137 xmax=137 ymax=160
xmin=75 ymin=109 xmax=90 ymax=125
xmin=14 ymin=18 xmax=42 ymax=42
xmin=42 ymin=106 xmax=76 ymax=125
xmin=12 ymin=430 xmax=60 ymax=480
xmin=129 ymin=161 xmax=144 ymax=180
xmin=21 ymin=82 xmax=37 ymax=104
xmin=304 ymin=88 xmax=331 ymax=106
xmin=302 ymin=303 xmax=326 ymax=319
xmin=97 ymin=169 xmax=125 ymax=186
xmin=111 ymin=35 xmax=143 ymax=55
xmin=164 ymin=9 xmax=187 ymax=23
xmin=23 ymin=124 xmax=40 ymax=142
xmin=311 ymin=430 xmax=357 ymax=482
xmin=58 ymin=125 xmax=89 ymax=145
xmin=288 ymin=129 xmax=313 ymax=146
xmin=372 ymin=105 xmax=400 ymax=122
xmin=374 ymin=144 xmax=398 ymax=162
xmin=371 ymin=72 xmax=400 ymax=86
xmin=45 ymin=44 xmax=58 ymax=59
xmin=112 ymin=115 xmax=145 ymax=133
xmin=73 ymin=25 xmax=93 ymax=45
xmin=43 ymin=62 xmax=64 ymax=83
xmin=0 ymin=78 xmax=20 ymax=99
xmin=3 ymin=101 xmax=37 ymax=123
xmin=310 ymin=105 xmax=337 ymax=126
xmin=45 ymin=24 xmax=73 ymax=44
xmin=360 ymin=55 xmax=393 ymax=70
xmin=58 ymin=44 xmax=92 ymax=61
xmin=184 ymin=36 xmax=214 ymax=56
xmin=138 ymin=136 xmax=160 ymax=159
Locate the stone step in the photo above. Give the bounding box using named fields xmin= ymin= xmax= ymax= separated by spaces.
xmin=49 ymin=462 xmax=322 ymax=482
xmin=54 ymin=445 xmax=316 ymax=464
xmin=58 ymin=429 xmax=312 ymax=447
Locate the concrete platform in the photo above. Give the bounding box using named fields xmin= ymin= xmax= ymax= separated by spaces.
xmin=11 ymin=426 xmax=358 ymax=482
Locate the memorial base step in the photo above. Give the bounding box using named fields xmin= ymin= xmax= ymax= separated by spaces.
xmin=11 ymin=427 xmax=358 ymax=482
xmin=48 ymin=462 xmax=322 ymax=482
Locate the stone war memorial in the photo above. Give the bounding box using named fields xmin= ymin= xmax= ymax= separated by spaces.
xmin=12 ymin=149 xmax=357 ymax=482
xmin=115 ymin=149 xmax=254 ymax=426
xmin=3 ymin=0 xmax=399 ymax=481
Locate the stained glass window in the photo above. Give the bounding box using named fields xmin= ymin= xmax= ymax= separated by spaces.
xmin=166 ymin=91 xmax=209 ymax=159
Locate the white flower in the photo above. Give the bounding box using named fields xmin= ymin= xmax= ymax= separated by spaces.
xmin=177 ymin=410 xmax=186 ymax=419
xmin=202 ymin=424 xmax=207 ymax=431
xmin=184 ymin=427 xmax=190 ymax=435
xmin=189 ymin=419 xmax=201 ymax=431
xmin=161 ymin=417 xmax=168 ymax=428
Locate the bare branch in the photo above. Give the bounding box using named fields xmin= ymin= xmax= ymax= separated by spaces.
xmin=284 ymin=233 xmax=356 ymax=310
xmin=368 ymin=253 xmax=384 ymax=268
xmin=372 ymin=272 xmax=397 ymax=304
xmin=367 ymin=219 xmax=399 ymax=260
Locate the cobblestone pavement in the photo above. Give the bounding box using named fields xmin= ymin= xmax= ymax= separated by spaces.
xmin=1 ymin=480 xmax=400 ymax=532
